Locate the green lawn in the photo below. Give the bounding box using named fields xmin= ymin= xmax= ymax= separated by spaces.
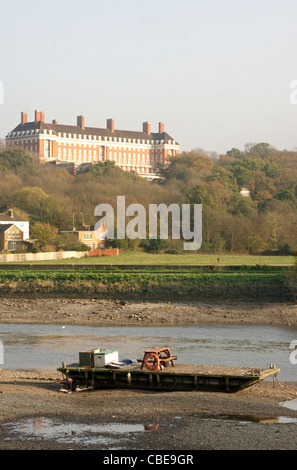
xmin=4 ymin=251 xmax=295 ymax=266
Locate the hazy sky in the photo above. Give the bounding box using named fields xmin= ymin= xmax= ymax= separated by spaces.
xmin=1 ymin=0 xmax=297 ymax=154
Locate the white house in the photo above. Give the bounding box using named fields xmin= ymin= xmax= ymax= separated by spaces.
xmin=0 ymin=210 xmax=30 ymax=240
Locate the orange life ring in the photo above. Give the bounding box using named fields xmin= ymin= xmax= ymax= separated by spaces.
xmin=144 ymin=353 xmax=160 ymax=370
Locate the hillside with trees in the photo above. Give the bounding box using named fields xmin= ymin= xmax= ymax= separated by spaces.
xmin=1 ymin=143 xmax=297 ymax=254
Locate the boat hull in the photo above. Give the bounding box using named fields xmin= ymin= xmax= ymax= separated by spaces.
xmin=58 ymin=364 xmax=280 ymax=393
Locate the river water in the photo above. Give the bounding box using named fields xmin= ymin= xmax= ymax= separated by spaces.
xmin=0 ymin=323 xmax=297 ymax=382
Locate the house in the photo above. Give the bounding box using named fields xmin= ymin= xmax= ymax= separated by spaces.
xmin=0 ymin=210 xmax=30 ymax=240
xmin=0 ymin=224 xmax=25 ymax=252
xmin=240 ymin=187 xmax=251 ymax=197
xmin=61 ymin=222 xmax=107 ymax=251
xmin=5 ymin=110 xmax=180 ymax=179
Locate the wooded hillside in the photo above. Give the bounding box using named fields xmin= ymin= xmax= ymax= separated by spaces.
xmin=1 ymin=142 xmax=297 ymax=254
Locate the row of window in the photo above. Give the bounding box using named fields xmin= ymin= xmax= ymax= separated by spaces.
xmin=8 ymin=130 xmax=176 ymax=146
xmin=110 ymin=155 xmax=163 ymax=165
xmin=8 ymin=130 xmax=177 ymax=146
xmin=6 ymin=231 xmax=21 ymax=238
xmin=83 ymin=233 xmax=106 ymax=241
xmin=58 ymin=151 xmax=161 ymax=167
xmin=51 ymin=131 xmax=173 ymax=145
xmin=8 ymin=130 xmax=39 ymax=137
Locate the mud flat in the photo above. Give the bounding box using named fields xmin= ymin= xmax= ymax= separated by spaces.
xmin=0 ymin=299 xmax=297 ymax=327
xmin=0 ymin=369 xmax=297 ymax=450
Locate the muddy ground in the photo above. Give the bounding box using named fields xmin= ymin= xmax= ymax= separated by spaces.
xmin=0 ymin=298 xmax=297 ymax=327
xmin=0 ymin=369 xmax=297 ymax=451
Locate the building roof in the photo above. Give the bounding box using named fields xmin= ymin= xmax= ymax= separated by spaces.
xmin=8 ymin=120 xmax=179 ymax=145
xmin=0 ymin=213 xmax=28 ymax=222
xmin=0 ymin=224 xmax=15 ymax=233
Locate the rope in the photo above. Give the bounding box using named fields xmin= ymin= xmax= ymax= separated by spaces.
xmin=274 ymin=373 xmax=297 ymax=396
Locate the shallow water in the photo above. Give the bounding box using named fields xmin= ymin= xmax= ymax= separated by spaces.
xmin=281 ymin=397 xmax=297 ymax=411
xmin=0 ymin=323 xmax=297 ymax=382
xmin=3 ymin=417 xmax=146 ymax=448
xmin=3 ymin=411 xmax=297 ymax=449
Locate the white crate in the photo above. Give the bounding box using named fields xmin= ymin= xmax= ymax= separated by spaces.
xmin=93 ymin=350 xmax=119 ymax=368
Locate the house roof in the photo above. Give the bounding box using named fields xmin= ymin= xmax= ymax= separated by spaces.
xmin=0 ymin=224 xmax=16 ymax=233
xmin=0 ymin=213 xmax=28 ymax=222
xmin=8 ymin=121 xmax=179 ymax=145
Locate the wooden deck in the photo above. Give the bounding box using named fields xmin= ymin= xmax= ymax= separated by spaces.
xmin=58 ymin=363 xmax=280 ymax=393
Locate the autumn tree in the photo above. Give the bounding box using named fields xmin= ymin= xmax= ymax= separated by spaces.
xmin=30 ymin=222 xmax=59 ymax=250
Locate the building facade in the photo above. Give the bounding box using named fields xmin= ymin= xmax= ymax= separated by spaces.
xmin=0 ymin=210 xmax=30 ymax=240
xmin=6 ymin=110 xmax=179 ymax=178
xmin=61 ymin=222 xmax=107 ymax=250
xmin=0 ymin=224 xmax=25 ymax=252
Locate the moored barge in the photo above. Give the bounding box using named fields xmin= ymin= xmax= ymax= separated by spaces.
xmin=57 ymin=347 xmax=280 ymax=393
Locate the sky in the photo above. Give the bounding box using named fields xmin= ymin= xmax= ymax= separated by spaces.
xmin=1 ymin=0 xmax=297 ymax=154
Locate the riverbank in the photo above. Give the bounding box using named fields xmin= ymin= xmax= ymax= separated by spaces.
xmin=0 ymin=369 xmax=297 ymax=450
xmin=0 ymin=266 xmax=293 ymax=302
xmin=0 ymin=298 xmax=297 ymax=327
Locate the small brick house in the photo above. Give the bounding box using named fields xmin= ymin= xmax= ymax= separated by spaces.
xmin=0 ymin=224 xmax=25 ymax=252
xmin=61 ymin=222 xmax=107 ymax=251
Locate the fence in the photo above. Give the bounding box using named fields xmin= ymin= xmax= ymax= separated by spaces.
xmin=0 ymin=248 xmax=119 ymax=263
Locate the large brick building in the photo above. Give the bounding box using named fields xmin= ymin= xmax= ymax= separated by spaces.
xmin=6 ymin=110 xmax=179 ymax=178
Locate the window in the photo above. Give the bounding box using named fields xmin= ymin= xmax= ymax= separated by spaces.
xmin=84 ymin=233 xmax=92 ymax=240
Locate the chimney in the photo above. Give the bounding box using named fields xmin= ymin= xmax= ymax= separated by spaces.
xmin=143 ymin=122 xmax=151 ymax=135
xmin=77 ymin=115 xmax=85 ymax=129
xmin=21 ymin=112 xmax=27 ymax=126
xmin=35 ymin=110 xmax=45 ymax=123
xmin=107 ymin=118 xmax=114 ymax=132
xmin=8 ymin=209 xmax=13 ymax=218
xmin=52 ymin=119 xmax=58 ymax=125
xmin=159 ymin=122 xmax=164 ymax=134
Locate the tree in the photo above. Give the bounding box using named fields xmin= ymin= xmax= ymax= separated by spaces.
xmin=10 ymin=186 xmax=72 ymax=229
xmin=57 ymin=233 xmax=89 ymax=251
xmin=275 ymin=189 xmax=297 ymax=207
xmin=186 ymin=185 xmax=216 ymax=208
xmin=0 ymin=148 xmax=37 ymax=174
xmin=30 ymin=222 xmax=58 ymax=249
xmin=140 ymin=238 xmax=169 ymax=253
xmin=161 ymin=151 xmax=214 ymax=184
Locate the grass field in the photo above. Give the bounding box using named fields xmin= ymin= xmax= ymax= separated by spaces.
xmin=4 ymin=251 xmax=294 ymax=266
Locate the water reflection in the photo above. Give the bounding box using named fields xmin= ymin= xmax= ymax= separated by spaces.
xmin=3 ymin=417 xmax=145 ymax=447
xmin=4 ymin=412 xmax=297 ymax=449
xmin=0 ymin=323 xmax=297 ymax=381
